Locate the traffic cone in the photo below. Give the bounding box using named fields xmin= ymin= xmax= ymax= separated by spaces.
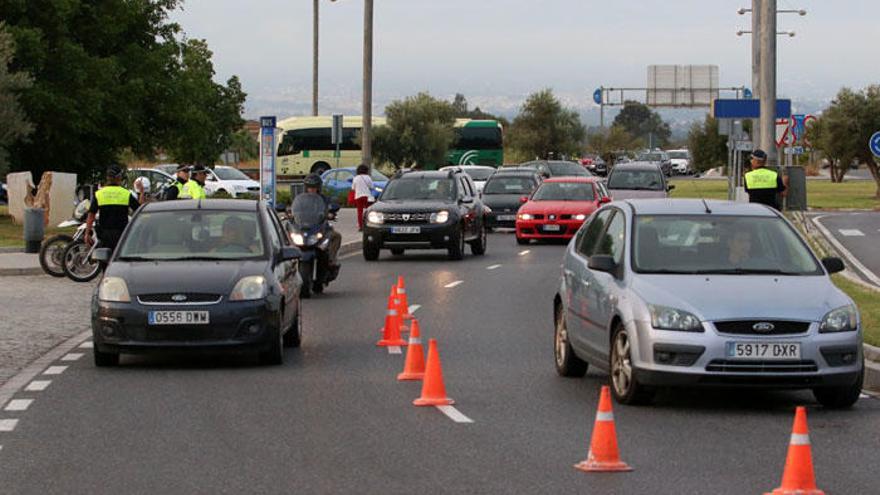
xmin=397 ymin=319 xmax=425 ymax=381
xmin=393 ymin=285 xmax=409 ymax=333
xmin=764 ymin=407 xmax=825 ymax=495
xmin=413 ymin=339 xmax=454 ymax=406
xmin=397 ymin=275 xmax=413 ymax=320
xmin=574 ymin=385 xmax=633 ymax=473
xmin=377 ymin=293 xmax=406 ymax=347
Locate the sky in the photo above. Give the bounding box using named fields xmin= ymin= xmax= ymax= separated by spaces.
xmin=170 ymin=0 xmax=880 ymax=120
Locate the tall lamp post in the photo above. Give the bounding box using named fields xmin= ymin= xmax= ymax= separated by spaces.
xmin=312 ymin=0 xmax=319 ymax=116
xmin=362 ymin=0 xmax=374 ymax=170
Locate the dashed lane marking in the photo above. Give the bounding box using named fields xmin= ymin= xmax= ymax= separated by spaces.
xmin=388 ymin=346 xmax=402 ymax=355
xmin=43 ymin=366 xmax=68 ymax=376
xmin=60 ymin=353 xmax=83 ymax=362
xmin=436 ymin=405 xmax=474 ymax=423
xmin=838 ymin=229 xmax=865 ymax=237
xmin=24 ymin=380 xmax=51 ymax=392
xmin=78 ymin=341 xmax=93 ymax=349
xmin=409 ymin=304 xmax=421 ymax=315
xmin=487 ymin=264 xmax=502 ymax=270
xmin=518 ymin=250 xmax=530 ymax=256
xmin=444 ymin=280 xmax=463 ymax=288
xmin=0 ymin=419 xmax=19 ymax=432
xmin=4 ymin=399 xmax=33 ymax=412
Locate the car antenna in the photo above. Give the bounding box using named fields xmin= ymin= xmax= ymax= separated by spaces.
xmin=688 ymin=176 xmax=711 ymax=213
xmin=701 ymin=198 xmax=712 ymax=214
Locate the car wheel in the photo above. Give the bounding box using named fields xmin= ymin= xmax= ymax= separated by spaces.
xmin=39 ymin=234 xmax=73 ymax=277
xmin=260 ymin=324 xmax=284 ymax=366
xmin=447 ymin=227 xmax=465 ymax=260
xmin=94 ymin=348 xmax=119 ymax=367
xmin=555 ymin=304 xmax=588 ymax=377
xmin=812 ymin=364 xmax=863 ymax=409
xmin=390 ymin=248 xmax=405 ymax=256
xmin=469 ymin=225 xmax=487 ymax=255
xmin=363 ymin=242 xmax=380 ymax=261
xmin=283 ymin=298 xmax=302 ymax=348
xmin=516 ymin=235 xmax=529 ymax=245
xmin=311 ymin=162 xmax=331 ymax=175
xmin=609 ymin=323 xmax=654 ymax=405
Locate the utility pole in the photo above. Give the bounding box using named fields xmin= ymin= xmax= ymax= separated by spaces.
xmin=751 ymin=0 xmax=761 ymax=142
xmin=759 ymin=0 xmax=777 ymax=168
xmin=312 ymin=0 xmax=319 ymax=116
xmin=362 ymin=0 xmax=374 ymax=169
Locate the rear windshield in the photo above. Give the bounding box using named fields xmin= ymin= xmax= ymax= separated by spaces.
xmin=463 ymin=168 xmax=495 ymax=181
xmin=483 ymin=176 xmax=534 ymax=195
xmin=547 ymin=162 xmax=590 ymax=177
xmin=607 ymin=168 xmax=664 ymax=190
xmin=532 ymin=182 xmax=595 ymax=201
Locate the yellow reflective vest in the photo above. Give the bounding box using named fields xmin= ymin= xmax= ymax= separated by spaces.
xmin=95 ymin=185 xmax=131 ymax=206
xmin=744 ymin=167 xmax=778 ymax=190
xmin=181 ymin=180 xmax=206 ymax=200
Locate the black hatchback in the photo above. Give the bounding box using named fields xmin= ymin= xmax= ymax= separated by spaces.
xmin=91 ymin=200 xmax=303 ymax=366
xmin=481 ymin=169 xmax=543 ymax=229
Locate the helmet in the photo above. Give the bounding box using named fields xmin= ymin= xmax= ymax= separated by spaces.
xmin=190 ymin=164 xmax=208 ymax=174
xmin=106 ymin=164 xmax=125 ymax=179
xmin=134 ymin=176 xmax=151 ymax=192
xmin=304 ymin=173 xmax=322 ymax=189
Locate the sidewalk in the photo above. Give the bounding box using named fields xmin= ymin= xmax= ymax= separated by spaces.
xmin=0 ymin=252 xmax=42 ymax=276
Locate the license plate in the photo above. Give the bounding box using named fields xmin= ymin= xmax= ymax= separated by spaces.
xmin=497 ymin=215 xmax=516 ymax=221
xmin=148 ymin=311 xmax=210 ymax=325
xmin=391 ymin=226 xmax=421 ymax=234
xmin=543 ymin=224 xmax=561 ymax=232
xmin=726 ymin=342 xmax=801 ymax=360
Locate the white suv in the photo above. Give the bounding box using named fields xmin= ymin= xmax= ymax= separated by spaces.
xmin=666 ymin=149 xmax=693 ymax=175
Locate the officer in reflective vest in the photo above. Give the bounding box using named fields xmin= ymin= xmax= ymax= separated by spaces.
xmin=163 ymin=164 xmax=191 ymax=200
xmin=744 ymin=149 xmax=786 ymax=209
xmin=84 ymin=165 xmax=145 ymax=251
xmin=181 ymin=164 xmax=208 ymax=199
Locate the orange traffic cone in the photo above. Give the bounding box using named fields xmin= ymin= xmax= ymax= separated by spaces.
xmin=377 ymin=293 xmax=406 ymax=347
xmin=413 ymin=339 xmax=454 ymax=406
xmin=393 ymin=285 xmax=409 ymax=333
xmin=397 ymin=276 xmax=413 ymax=320
xmin=398 ymin=319 xmax=426 ymax=381
xmin=574 ymin=385 xmax=633 ymax=473
xmin=764 ymin=406 xmax=825 ymax=495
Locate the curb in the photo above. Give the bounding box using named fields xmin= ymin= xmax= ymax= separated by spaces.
xmin=866 ymin=344 xmax=880 ymax=393
xmin=339 ymin=239 xmax=362 ymax=257
xmin=0 ymin=267 xmax=44 ymax=277
xmin=0 ymin=247 xmax=24 ymax=254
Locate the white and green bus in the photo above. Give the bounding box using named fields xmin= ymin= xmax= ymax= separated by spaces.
xmin=446 ymin=119 xmax=504 ymax=166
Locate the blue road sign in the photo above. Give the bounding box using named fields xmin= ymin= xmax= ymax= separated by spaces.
xmin=791 ymin=114 xmax=806 ymax=143
xmin=712 ymin=99 xmax=792 ymax=119
xmin=870 ymin=131 xmax=880 ymax=158
xmin=259 ymin=116 xmax=277 ymax=207
xmin=743 ymin=88 xmax=753 ymax=99
xmin=593 ymin=88 xmax=603 ymax=105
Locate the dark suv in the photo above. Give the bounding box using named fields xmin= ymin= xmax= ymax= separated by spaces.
xmin=363 ymin=169 xmax=488 ymax=260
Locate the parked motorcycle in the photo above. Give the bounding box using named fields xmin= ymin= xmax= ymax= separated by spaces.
xmin=39 ymin=199 xmax=89 ymax=277
xmin=285 ymin=198 xmax=341 ymax=298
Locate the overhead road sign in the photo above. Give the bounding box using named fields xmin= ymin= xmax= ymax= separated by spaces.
xmin=593 ymin=88 xmax=603 ymax=105
xmin=712 ymin=99 xmax=792 ymax=119
xmin=870 ymin=131 xmax=880 ymax=158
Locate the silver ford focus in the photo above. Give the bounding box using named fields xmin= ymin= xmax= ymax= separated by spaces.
xmin=554 ymin=199 xmax=864 ymax=408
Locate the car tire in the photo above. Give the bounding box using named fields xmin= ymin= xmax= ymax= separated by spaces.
xmin=516 ymin=236 xmax=529 ymax=245
xmin=554 ymin=304 xmax=588 ymax=377
xmin=283 ymin=299 xmax=302 ymax=348
xmin=812 ymin=364 xmax=863 ymax=409
xmin=311 ymin=162 xmax=331 ymax=175
xmin=447 ymin=227 xmax=465 ymax=260
xmin=363 ymin=242 xmax=380 ymax=261
xmin=94 ymin=348 xmax=120 ymax=367
xmin=390 ymin=248 xmax=405 ymax=256
xmin=609 ymin=323 xmax=654 ymax=405
xmin=260 ymin=326 xmax=284 ymax=366
xmin=39 ymin=234 xmax=73 ymax=277
xmin=469 ymin=225 xmax=487 ymax=256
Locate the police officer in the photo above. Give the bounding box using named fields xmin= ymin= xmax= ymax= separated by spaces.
xmin=744 ymin=149 xmax=786 ymax=209
xmin=181 ymin=164 xmax=208 ymax=199
xmin=163 ymin=164 xmax=191 ymax=200
xmin=84 ymin=165 xmax=145 ymax=251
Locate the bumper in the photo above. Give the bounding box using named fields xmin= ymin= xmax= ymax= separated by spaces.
xmin=486 ymin=212 xmax=519 ymax=229
xmin=364 ymin=222 xmax=457 ymax=249
xmin=516 ymin=219 xmax=584 ymax=239
xmin=92 ymin=299 xmax=280 ymax=354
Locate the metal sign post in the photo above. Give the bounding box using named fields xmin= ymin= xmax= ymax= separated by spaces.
xmin=331 ymin=114 xmax=343 ymax=169
xmin=259 ymin=116 xmax=278 ymax=207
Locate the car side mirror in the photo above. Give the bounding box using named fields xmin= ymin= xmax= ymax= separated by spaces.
xmin=93 ymin=248 xmax=112 ymax=263
xmin=588 ymin=255 xmax=618 ymax=275
xmin=281 ymin=246 xmax=302 ymax=261
xmin=519 ymin=196 xmax=529 ymax=203
xmin=667 ymin=184 xmax=676 ymax=191
xmin=599 ymin=196 xmax=612 ymax=205
xmin=821 ymin=257 xmax=845 ymax=274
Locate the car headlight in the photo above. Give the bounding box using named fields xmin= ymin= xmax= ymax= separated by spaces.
xmin=430 ymin=210 xmax=449 ymax=224
xmin=230 ymin=276 xmax=268 ymax=301
xmin=648 ymin=304 xmax=703 ymax=332
xmin=367 ymin=211 xmax=384 ymax=224
xmin=819 ymin=305 xmax=858 ymax=333
xmin=518 ymin=213 xmax=533 ymax=220
xmin=573 ymin=214 xmax=587 ymax=221
xmin=291 ymin=233 xmax=305 ymax=246
xmin=98 ymin=277 xmax=130 ymax=302
xmin=374 ymin=187 xmax=384 ymax=193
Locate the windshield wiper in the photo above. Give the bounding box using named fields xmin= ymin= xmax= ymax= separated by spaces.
xmin=639 ymin=269 xmax=701 ymax=274
xmin=117 ymin=256 xmax=159 ymax=262
xmin=693 ymin=268 xmax=803 ymax=276
xmin=166 ymin=256 xmax=229 ymax=261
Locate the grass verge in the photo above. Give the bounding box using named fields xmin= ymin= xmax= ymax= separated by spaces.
xmin=831 ymin=275 xmax=880 ymax=347
xmin=670 ymin=178 xmax=879 ymax=210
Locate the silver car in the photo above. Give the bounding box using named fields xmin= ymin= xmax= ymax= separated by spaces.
xmin=554 ymin=199 xmax=864 ymax=408
xmin=605 ymin=162 xmax=673 ymax=200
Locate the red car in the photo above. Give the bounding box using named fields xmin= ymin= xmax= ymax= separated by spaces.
xmin=515 ymin=177 xmax=611 ymax=244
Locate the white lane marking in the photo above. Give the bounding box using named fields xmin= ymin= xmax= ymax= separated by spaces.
xmin=387 ymin=346 xmax=402 ymax=355
xmin=408 ymin=304 xmax=421 ymax=315
xmin=436 ymin=405 xmax=474 ymax=423
xmin=519 ymin=250 xmax=530 ymax=256
xmin=60 ymin=353 xmax=83 ymax=362
xmin=0 ymin=419 xmax=19 ymax=432
xmin=24 ymin=381 xmax=51 ymax=392
xmin=860 ymin=393 xmax=870 ymax=399
xmin=444 ymin=280 xmax=463 ymax=288
xmin=79 ymin=341 xmax=93 ymax=349
xmin=839 ymin=229 xmax=865 ymax=237
xmin=4 ymin=399 xmax=33 ymax=412
xmin=43 ymin=366 xmax=68 ymax=376
xmin=487 ymin=264 xmax=502 ymax=270
xmin=813 ymin=216 xmax=880 ymax=287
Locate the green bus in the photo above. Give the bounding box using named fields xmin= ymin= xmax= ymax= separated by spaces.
xmin=446 ymin=119 xmax=504 ymax=166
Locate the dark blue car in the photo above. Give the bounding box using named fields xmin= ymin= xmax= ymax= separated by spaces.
xmin=321 ymin=167 xmax=388 ymax=202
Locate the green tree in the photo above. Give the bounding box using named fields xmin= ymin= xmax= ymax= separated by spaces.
xmin=612 ymin=100 xmax=671 ymax=148
xmin=507 ymin=89 xmax=585 ymax=160
xmin=0 ymin=22 xmax=33 ymax=176
xmin=687 ymin=115 xmax=728 ymax=173
xmin=371 ymin=92 xmax=456 ymax=169
xmin=586 ymin=125 xmax=642 ymax=165
xmin=229 ymin=129 xmax=259 ymax=162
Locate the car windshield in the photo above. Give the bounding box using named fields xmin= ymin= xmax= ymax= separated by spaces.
xmin=547 ymin=162 xmax=590 ymax=176
xmin=213 ymin=167 xmax=251 ymax=181
xmin=370 ymin=169 xmax=389 ymax=182
xmin=118 ymin=210 xmax=265 ymax=261
xmin=637 ymin=152 xmax=666 ymax=162
xmin=381 ymin=177 xmax=456 ymax=201
xmin=483 ymin=176 xmax=534 ymax=195
xmin=667 ymin=151 xmax=689 ymax=159
xmin=632 ymin=215 xmax=823 ymax=275
xmin=532 ymin=182 xmax=595 ymax=201
xmin=607 ymin=169 xmax=664 ymax=190
xmin=463 ymin=168 xmax=495 ymax=181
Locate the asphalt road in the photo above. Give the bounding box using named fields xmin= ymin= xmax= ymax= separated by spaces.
xmin=1 ymin=235 xmax=878 ymax=494
xmin=814 ymin=211 xmax=880 ymax=285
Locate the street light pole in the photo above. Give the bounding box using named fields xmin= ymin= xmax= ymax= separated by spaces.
xmin=759 ymin=0 xmax=777 ymax=168
xmin=312 ymin=0 xmax=319 ymax=116
xmin=362 ymin=0 xmax=374 ymax=169
xmin=751 ymin=0 xmax=761 ymax=142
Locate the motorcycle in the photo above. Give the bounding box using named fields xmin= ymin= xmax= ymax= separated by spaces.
xmin=285 ymin=198 xmax=341 ymax=298
xmin=39 ymin=199 xmax=89 ymax=278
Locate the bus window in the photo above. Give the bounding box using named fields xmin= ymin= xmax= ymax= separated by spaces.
xmin=455 ymin=127 xmax=503 ymax=150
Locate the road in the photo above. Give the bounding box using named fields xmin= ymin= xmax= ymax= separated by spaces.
xmin=814 ymin=211 xmax=880 ymax=286
xmin=1 ymin=234 xmax=878 ymax=494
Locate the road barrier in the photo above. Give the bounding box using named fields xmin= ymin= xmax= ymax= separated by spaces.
xmin=574 ymin=385 xmax=633 ymax=473
xmin=397 ymin=319 xmax=426 ymax=381
xmin=413 ymin=339 xmax=455 ymax=406
xmin=764 ymin=407 xmax=825 ymax=495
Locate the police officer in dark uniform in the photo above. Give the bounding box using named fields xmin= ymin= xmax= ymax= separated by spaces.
xmin=84 ymin=165 xmax=144 ymax=251
xmin=743 ymin=149 xmax=786 ymax=209
xmin=163 ymin=164 xmax=191 ymax=200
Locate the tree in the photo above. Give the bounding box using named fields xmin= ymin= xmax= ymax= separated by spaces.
xmin=506 ymin=89 xmax=585 ymax=160
xmin=371 ymin=92 xmax=457 ymax=169
xmin=612 ymin=101 xmax=671 ymax=148
xmin=0 ymin=22 xmax=33 ymax=176
xmin=586 ymin=125 xmax=642 ymax=165
xmin=687 ymin=115 xmax=728 ymax=173
xmin=229 ymin=129 xmax=259 ymax=162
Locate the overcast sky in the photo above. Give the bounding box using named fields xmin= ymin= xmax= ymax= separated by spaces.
xmin=171 ymin=0 xmax=879 ymax=117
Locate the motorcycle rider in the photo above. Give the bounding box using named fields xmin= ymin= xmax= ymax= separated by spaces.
xmin=290 ymin=173 xmax=342 ymax=285
xmin=163 ymin=164 xmax=191 ymax=200
xmin=181 ymin=164 xmax=208 ymax=199
xmin=84 ymin=164 xmax=145 ymax=251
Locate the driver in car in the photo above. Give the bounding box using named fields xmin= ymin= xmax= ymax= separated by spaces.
xmin=213 ymin=216 xmax=253 ymax=254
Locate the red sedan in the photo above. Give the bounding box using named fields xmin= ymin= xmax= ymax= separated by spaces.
xmin=515 ymin=177 xmax=611 ymax=244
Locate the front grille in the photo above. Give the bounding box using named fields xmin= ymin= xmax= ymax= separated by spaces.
xmin=713 ymin=320 xmax=810 ymax=335
xmin=705 ymin=359 xmax=818 ymax=373
xmin=138 ymin=293 xmax=222 ymax=305
xmin=247 ymin=186 xmax=259 ymax=192
xmin=384 ymin=212 xmax=431 ymax=224
xmin=532 ymin=214 xmax=545 ymax=220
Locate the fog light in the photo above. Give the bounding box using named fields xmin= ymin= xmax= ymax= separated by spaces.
xmin=247 ymin=323 xmax=261 ymax=335
xmin=443 ymin=236 xmax=449 ymax=241
xmin=842 ymin=353 xmax=855 ymax=364
xmin=367 ymin=235 xmax=374 ymax=242
xmin=656 ymin=352 xmax=672 ymax=364
xmin=101 ymin=324 xmax=116 ymax=337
